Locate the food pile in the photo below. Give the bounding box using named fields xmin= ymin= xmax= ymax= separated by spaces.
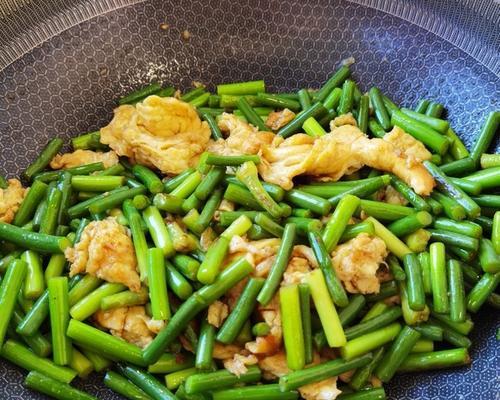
xmin=0 ymin=65 xmax=499 ymax=400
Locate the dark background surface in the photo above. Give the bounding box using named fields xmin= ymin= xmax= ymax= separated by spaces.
xmin=0 ymin=0 xmax=499 ymax=398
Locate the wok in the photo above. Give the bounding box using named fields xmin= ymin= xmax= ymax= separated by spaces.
xmin=0 ymin=0 xmax=498 ymax=398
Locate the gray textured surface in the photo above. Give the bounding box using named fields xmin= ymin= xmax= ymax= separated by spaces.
xmin=0 ymin=0 xmax=499 ymax=399
xmin=1 ymin=0 xmax=499 ymax=74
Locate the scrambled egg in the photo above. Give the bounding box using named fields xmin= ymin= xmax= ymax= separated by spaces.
xmin=225 ymin=279 xmax=248 ymax=310
xmin=300 ymin=378 xmax=342 ymax=400
xmin=227 ymin=236 xmax=317 ymax=282
xmin=281 ymin=245 xmax=319 ymax=286
xmin=245 ymin=295 xmax=282 ymax=355
xmin=212 ymin=343 xmax=260 ymax=376
xmin=331 ymin=233 xmax=388 ymax=294
xmin=228 ymin=235 xmax=281 ymax=271
xmin=226 ymin=235 xmax=318 ymax=298
xmin=94 ymin=306 xmax=162 ymax=348
xmin=100 ymin=96 xmax=211 ymax=174
xmin=50 ymin=150 xmax=119 ymax=169
xmin=331 ymin=113 xmax=357 ymax=127
xmin=258 ymin=124 xmax=435 ymax=195
xmin=208 ymin=113 xmax=274 ymax=156
xmin=207 ymin=300 xmax=229 ymax=328
xmin=383 ymin=127 xmax=431 ymax=166
xmin=293 ymin=245 xmax=318 ymax=268
xmin=266 ymin=109 xmax=296 ymax=131
xmin=213 ymin=343 xmax=242 ymax=359
xmin=66 ymin=217 xmax=141 ymax=292
xmin=363 ymin=127 xmax=434 ymax=195
xmin=0 ymin=179 xmax=26 ymax=223
xmin=213 ymin=199 xmax=235 ymax=222
xmin=223 ymin=353 xmax=258 ymax=377
xmin=259 ymin=352 xmax=322 ymax=378
xmin=258 ymin=351 xmax=289 ymax=378
xmin=376 ymin=185 xmax=409 ymax=206
xmin=259 ymin=352 xmax=340 ymax=399
xmin=281 ymin=256 xmax=312 ymax=285
xmin=258 ymin=134 xmax=316 ymax=190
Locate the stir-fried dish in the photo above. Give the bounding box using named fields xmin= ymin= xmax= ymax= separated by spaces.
xmin=0 ymin=64 xmax=499 ymax=400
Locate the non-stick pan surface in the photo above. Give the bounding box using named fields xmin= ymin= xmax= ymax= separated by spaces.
xmin=0 ymin=0 xmax=498 ymax=398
